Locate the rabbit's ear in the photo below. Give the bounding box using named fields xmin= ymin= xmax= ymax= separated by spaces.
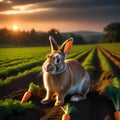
xmin=60 ymin=38 xmax=73 ymax=55
xmin=49 ymin=36 xmax=58 ymax=52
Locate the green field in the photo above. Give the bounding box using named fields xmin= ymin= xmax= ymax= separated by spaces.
xmin=100 ymin=43 xmax=120 ymax=53
xmin=0 ymin=43 xmax=120 ymax=86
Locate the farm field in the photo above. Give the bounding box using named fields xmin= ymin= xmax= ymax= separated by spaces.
xmin=0 ymin=45 xmax=95 ymax=86
xmin=0 ymin=43 xmax=120 ymax=120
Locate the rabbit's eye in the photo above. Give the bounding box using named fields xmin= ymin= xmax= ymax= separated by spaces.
xmin=56 ymin=58 xmax=60 ymax=63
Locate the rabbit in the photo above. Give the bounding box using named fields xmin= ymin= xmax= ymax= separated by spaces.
xmin=41 ymin=36 xmax=90 ymax=106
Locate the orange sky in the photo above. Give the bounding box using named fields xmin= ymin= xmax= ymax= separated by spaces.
xmin=0 ymin=21 xmax=104 ymax=32
xmin=0 ymin=0 xmax=120 ymax=32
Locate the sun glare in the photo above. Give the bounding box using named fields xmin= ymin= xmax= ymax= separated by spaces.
xmin=13 ymin=25 xmax=18 ymax=31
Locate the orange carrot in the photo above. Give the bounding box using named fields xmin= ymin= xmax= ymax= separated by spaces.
xmin=114 ymin=111 xmax=120 ymax=120
xmin=62 ymin=113 xmax=70 ymax=120
xmin=61 ymin=106 xmax=71 ymax=120
xmin=61 ymin=104 xmax=76 ymax=120
xmin=21 ymin=91 xmax=31 ymax=103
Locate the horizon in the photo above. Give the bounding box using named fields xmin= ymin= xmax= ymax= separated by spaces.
xmin=0 ymin=0 xmax=120 ymax=32
xmin=0 ymin=26 xmax=104 ymax=33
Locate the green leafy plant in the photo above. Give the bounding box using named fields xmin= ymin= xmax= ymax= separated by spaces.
xmin=97 ymin=49 xmax=113 ymax=72
xmin=61 ymin=103 xmax=76 ymax=114
xmin=112 ymin=77 xmax=120 ymax=88
xmin=0 ymin=99 xmax=35 ymax=120
xmin=103 ymin=86 xmax=120 ymax=111
xmin=28 ymin=82 xmax=40 ymax=95
xmin=82 ymin=48 xmax=96 ymax=76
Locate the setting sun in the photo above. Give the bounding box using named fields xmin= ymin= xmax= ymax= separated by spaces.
xmin=13 ymin=25 xmax=18 ymax=31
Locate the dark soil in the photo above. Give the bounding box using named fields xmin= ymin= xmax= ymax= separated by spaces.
xmin=92 ymin=47 xmax=102 ymax=80
xmin=78 ymin=49 xmax=92 ymax=63
xmin=0 ymin=72 xmax=115 ymax=120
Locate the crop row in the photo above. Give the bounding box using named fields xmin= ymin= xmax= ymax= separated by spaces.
xmin=74 ymin=48 xmax=93 ymax=61
xmin=100 ymin=47 xmax=120 ymax=69
xmin=0 ymin=45 xmax=95 ymax=86
xmin=0 ymin=45 xmax=95 ymax=67
xmin=109 ymin=51 xmax=120 ymax=61
xmin=67 ymin=44 xmax=95 ymax=59
xmin=0 ymin=44 xmax=120 ymax=86
xmin=81 ymin=48 xmax=96 ymax=76
xmin=0 ymin=59 xmax=44 ymax=80
xmin=67 ymin=48 xmax=90 ymax=59
xmin=100 ymin=43 xmax=120 ymax=54
xmin=0 ymin=48 xmax=50 ymax=80
xmin=101 ymin=45 xmax=120 ymax=61
xmin=0 ymin=54 xmax=45 ymax=71
xmin=97 ymin=46 xmax=113 ymax=72
xmin=0 ymin=47 xmax=50 ymax=65
xmin=0 ymin=45 xmax=95 ymax=73
xmin=0 ymin=66 xmax=41 ymax=86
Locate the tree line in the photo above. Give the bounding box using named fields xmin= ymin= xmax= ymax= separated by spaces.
xmin=0 ymin=22 xmax=120 ymax=46
xmin=0 ymin=28 xmax=87 ymax=46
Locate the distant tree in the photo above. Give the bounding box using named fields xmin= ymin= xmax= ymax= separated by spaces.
xmin=102 ymin=22 xmax=120 ymax=42
xmin=48 ymin=28 xmax=63 ymax=44
xmin=85 ymin=36 xmax=102 ymax=44
xmin=85 ymin=37 xmax=96 ymax=44
xmin=70 ymin=33 xmax=86 ymax=44
xmin=0 ymin=28 xmax=10 ymax=44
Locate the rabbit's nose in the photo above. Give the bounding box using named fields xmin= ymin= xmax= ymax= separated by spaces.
xmin=46 ymin=64 xmax=53 ymax=72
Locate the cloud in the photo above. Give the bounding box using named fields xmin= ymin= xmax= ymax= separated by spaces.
xmin=11 ymin=0 xmax=57 ymax=5
xmin=0 ymin=0 xmax=120 ymax=31
xmin=1 ymin=0 xmax=120 ymax=16
xmin=0 ymin=0 xmax=58 ymax=12
xmin=0 ymin=0 xmax=57 ymax=5
xmin=9 ymin=5 xmax=119 ymax=23
xmin=44 ymin=0 xmax=120 ymax=8
xmin=0 ymin=3 xmax=53 ymax=14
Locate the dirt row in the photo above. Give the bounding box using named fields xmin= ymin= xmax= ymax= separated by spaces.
xmin=0 ymin=60 xmax=43 ymax=80
xmin=99 ymin=46 xmax=120 ymax=77
xmin=0 ymin=72 xmax=42 ymax=99
xmin=101 ymin=47 xmax=120 ymax=66
xmin=78 ymin=48 xmax=93 ymax=63
xmin=110 ymin=50 xmax=120 ymax=60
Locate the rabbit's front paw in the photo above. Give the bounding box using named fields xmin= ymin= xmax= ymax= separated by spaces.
xmin=55 ymin=100 xmax=63 ymax=106
xmin=40 ymin=98 xmax=51 ymax=104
